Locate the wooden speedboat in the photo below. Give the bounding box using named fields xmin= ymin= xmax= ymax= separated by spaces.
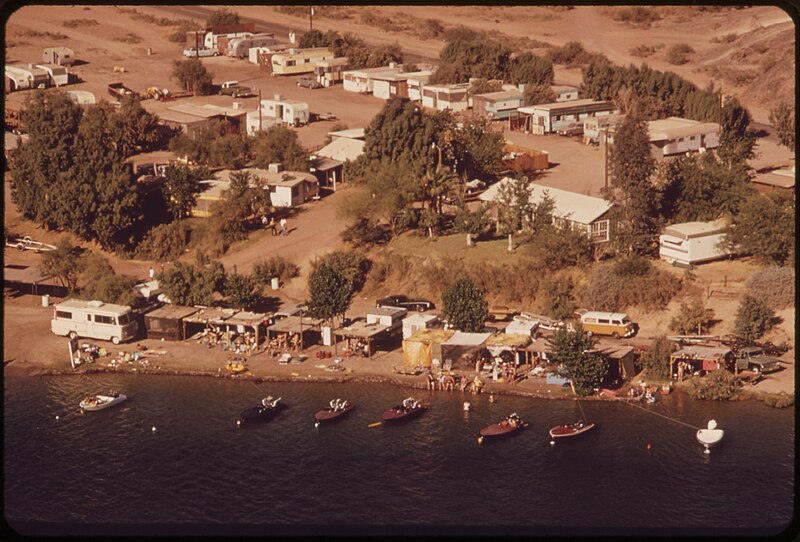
xmin=314 ymin=398 xmax=354 ymax=426
xmin=549 ymin=420 xmax=596 ymax=439
xmin=239 ymin=396 xmax=285 ymax=423
xmin=381 ymin=397 xmax=427 ymax=423
xmin=80 ymin=392 xmax=127 ymax=411
xmin=696 ymin=419 xmax=724 ymax=453
xmin=478 ymin=413 xmax=528 ymax=442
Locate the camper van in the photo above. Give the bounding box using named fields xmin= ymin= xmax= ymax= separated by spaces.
xmin=51 ymin=299 xmax=138 ymax=344
xmin=579 ymin=311 xmax=636 ymax=339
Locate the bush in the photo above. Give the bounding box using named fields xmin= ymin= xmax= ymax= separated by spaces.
xmin=524 ymin=226 xmax=594 ymax=271
xmin=252 ymin=256 xmax=300 ymax=287
xmin=640 ymin=336 xmax=674 ymax=380
xmin=685 ymin=370 xmax=740 ymax=401
xmin=759 ymin=392 xmax=794 ymax=408
xmin=733 ymin=294 xmax=776 ymax=343
xmin=312 ymin=250 xmax=371 ymax=293
xmin=669 ymin=298 xmax=715 ymax=334
xmin=136 ymin=221 xmax=191 ymax=262
xmin=223 ymin=272 xmax=260 ymax=310
xmin=745 ymin=266 xmax=795 ymax=310
xmin=711 ymin=33 xmax=737 ymax=44
xmin=113 ymin=33 xmax=142 ymax=44
xmin=539 ymin=275 xmax=575 ymax=320
xmin=666 ymin=43 xmax=694 ymax=65
xmin=63 ymin=18 xmax=98 ymax=28
xmin=581 ymin=258 xmax=682 ymax=312
xmin=341 ymin=218 xmax=390 ymax=247
xmin=629 ymin=45 xmax=657 ymax=58
xmin=613 ymin=7 xmax=661 ymax=24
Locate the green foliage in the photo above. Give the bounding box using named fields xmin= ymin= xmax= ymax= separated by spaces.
xmin=612 ymin=6 xmax=661 ymax=24
xmin=607 ymin=113 xmax=657 ymax=254
xmin=768 ymin=102 xmax=795 ymax=151
xmin=39 ymin=237 xmax=83 ymax=291
xmin=158 ymin=260 xmax=225 ymax=306
xmin=726 ymin=192 xmax=795 ymax=265
xmin=296 ymin=29 xmax=402 ymax=69
xmin=169 ymin=120 xmax=248 ymax=168
xmin=494 ymin=177 xmax=533 ymax=236
xmin=136 ymin=220 xmax=191 ymax=262
xmin=546 ymin=41 xmax=598 ymax=67
xmin=665 ymin=43 xmax=694 ymax=65
xmin=108 ymin=96 xmax=170 ymax=158
xmin=307 ymin=261 xmax=355 ymax=325
xmin=733 ymin=295 xmax=776 ymax=343
xmin=685 ymin=370 xmax=740 ymax=401
xmin=77 ymin=253 xmax=139 ymax=307
xmin=442 ymin=276 xmax=488 ymax=332
xmin=718 ymin=95 xmax=755 ymax=166
xmin=312 ymin=250 xmax=371 ymax=293
xmin=207 ymin=8 xmax=240 ymax=27
xmin=172 ymin=58 xmax=214 ymax=95
xmin=449 ymin=116 xmax=506 ymax=181
xmin=252 ymin=256 xmax=300 ymax=286
xmin=539 ymin=275 xmax=575 ymax=320
xmin=759 ymin=392 xmax=794 ymax=408
xmin=523 ymin=223 xmax=594 ymax=272
xmin=508 ymin=52 xmax=554 ymax=85
xmin=162 ymin=164 xmax=208 ymax=220
xmin=431 ymin=27 xmax=512 ymax=83
xmin=251 ymin=125 xmax=308 ymax=171
xmin=223 ymin=272 xmax=260 ymax=309
xmin=452 ymin=205 xmax=492 ymax=238
xmin=546 ymin=324 xmax=605 ymax=396
xmin=581 ymin=257 xmax=681 ymax=311
xmin=207 ymin=171 xmax=272 ymax=251
xmin=168 ymin=19 xmax=203 ymax=42
xmin=468 ymin=78 xmax=503 ymax=95
xmin=523 ymin=84 xmax=557 ymax=106
xmin=641 ymin=336 xmax=674 ymax=380
xmin=669 ymin=298 xmax=715 ymax=334
xmin=341 ymin=218 xmax=390 ymax=247
xmin=745 ymin=267 xmax=795 ymax=310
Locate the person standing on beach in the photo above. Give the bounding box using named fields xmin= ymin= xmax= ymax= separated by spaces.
xmin=269 ymin=217 xmax=277 ymax=236
xmin=280 ymin=218 xmax=288 ymax=236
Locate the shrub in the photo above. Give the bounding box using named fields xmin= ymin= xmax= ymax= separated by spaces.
xmin=15 ymin=30 xmax=68 ymax=39
xmin=745 ymin=266 xmax=794 ymax=310
xmin=666 ymin=43 xmax=694 ymax=65
xmin=442 ymin=276 xmax=489 ymax=332
xmin=759 ymin=392 xmax=794 ymax=408
xmin=63 ymin=18 xmax=98 ymax=28
xmin=223 ymin=272 xmax=260 ymax=310
xmin=252 ymin=256 xmax=300 ymax=287
xmin=581 ymin=258 xmax=681 ymax=312
xmin=685 ymin=370 xmax=740 ymax=401
xmin=711 ymin=33 xmax=737 ymax=43
xmin=341 ymin=218 xmax=391 ymax=247
xmin=312 ymin=250 xmax=371 ymax=293
xmin=630 ymin=45 xmax=657 ymax=58
xmin=136 ymin=221 xmax=191 ymax=262
xmin=113 ymin=33 xmax=142 ymax=44
xmin=669 ymin=298 xmax=715 ymax=334
xmin=641 ymin=336 xmax=674 ymax=380
xmin=539 ymin=275 xmax=575 ymax=320
xmin=733 ymin=294 xmax=776 ymax=343
xmin=613 ymin=7 xmax=661 ymax=24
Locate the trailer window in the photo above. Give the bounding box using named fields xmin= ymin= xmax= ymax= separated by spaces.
xmin=95 ymin=315 xmax=114 ymax=325
xmin=56 ymin=310 xmax=72 ymax=319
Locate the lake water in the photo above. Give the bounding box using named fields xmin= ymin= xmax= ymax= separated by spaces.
xmin=3 ymin=374 xmax=795 ymax=536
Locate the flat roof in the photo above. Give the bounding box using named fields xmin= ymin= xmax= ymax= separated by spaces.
xmin=336 ymin=319 xmax=392 ymax=338
xmin=261 ymin=97 xmax=308 ymax=106
xmin=158 ymin=110 xmax=214 ymax=125
xmin=647 ymin=117 xmax=720 ymax=141
xmin=214 ymin=168 xmax=317 ymax=187
xmin=268 ymin=316 xmax=323 ymax=333
xmin=405 ymin=328 xmax=454 ymax=343
xmin=54 ymin=299 xmax=131 ymax=314
xmin=551 ymin=84 xmax=579 ymax=92
xmin=486 ymin=333 xmax=532 ymax=348
xmin=370 ymin=70 xmax=432 ymax=82
xmin=442 ymin=331 xmax=491 ymax=346
xmin=4 ymin=265 xmax=53 ymax=285
xmin=662 ymin=218 xmax=729 ymax=239
xmin=671 ymin=346 xmax=732 ymax=359
xmin=328 ymin=128 xmax=365 ymax=140
xmin=472 ymin=90 xmax=524 ymax=101
xmin=368 ymin=307 xmax=408 ymax=318
xmin=424 ymin=82 xmax=471 ymax=91
xmin=403 ymin=313 xmax=439 ymax=325
xmin=167 ymin=103 xmax=247 ymax=119
xmin=343 ymin=65 xmax=403 ymax=76
xmin=310 ymin=157 xmax=342 ymax=171
xmin=316 ymin=57 xmax=350 ymax=66
xmin=752 ymin=170 xmax=795 ymax=189
xmin=315 ymin=137 xmax=365 ymax=162
xmin=591 ymin=345 xmax=635 ymax=359
xmin=182 ymin=307 xmax=238 ymax=324
xmin=517 ymin=98 xmax=614 ymax=114
xmin=223 ymin=311 xmax=271 ymax=327
xmin=144 ymin=305 xmax=200 ymax=320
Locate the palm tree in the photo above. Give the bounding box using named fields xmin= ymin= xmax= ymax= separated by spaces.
xmin=422 ymin=165 xmax=459 ymax=216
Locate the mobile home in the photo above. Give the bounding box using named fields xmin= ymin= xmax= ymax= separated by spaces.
xmin=270 ymin=48 xmax=333 ymax=76
xmin=371 ymin=70 xmax=433 ymax=100
xmin=406 ymin=72 xmax=432 ymax=101
xmin=513 ymin=99 xmax=614 ymax=135
xmin=659 ymin=218 xmax=732 ymax=267
xmin=42 ymin=46 xmax=74 ymax=66
xmin=5 ymin=64 xmax=50 ymax=92
xmin=227 ymin=33 xmax=276 ymax=58
xmin=342 ymin=65 xmax=403 ymax=93
xmin=255 ymin=94 xmax=310 ymax=127
xmin=51 ymin=299 xmax=138 ymax=344
xmin=646 ymin=117 xmax=720 ymax=158
xmin=204 ymin=22 xmax=256 ymax=51
xmin=36 ymin=63 xmax=69 ymax=86
xmin=313 ymin=57 xmax=350 ymax=87
xmin=421 ymin=83 xmax=470 ymax=112
xmin=551 ymin=84 xmax=580 ymax=102
xmin=471 ymin=90 xmax=524 ymax=120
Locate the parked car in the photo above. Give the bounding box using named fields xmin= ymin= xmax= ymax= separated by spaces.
xmin=297 ymin=76 xmax=322 ymax=89
xmin=376 ymin=295 xmax=435 ymax=312
xmin=487 ymin=306 xmax=517 ymax=322
xmin=219 ymin=81 xmax=253 ymax=98
xmin=182 ymin=47 xmax=219 ymax=58
xmin=736 ymin=347 xmax=782 ymax=374
xmin=556 ymin=124 xmax=583 ymax=137
xmin=514 ymin=312 xmax=565 ymax=331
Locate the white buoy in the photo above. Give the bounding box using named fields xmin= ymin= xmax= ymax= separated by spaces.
xmin=237 ymin=420 xmax=241 ymax=427
xmin=151 ymin=426 xmax=157 ymax=432
xmin=550 ymin=440 xmax=555 ymax=446
xmin=463 ymin=401 xmax=470 ymax=411
xmin=315 ymin=421 xmax=320 ymax=428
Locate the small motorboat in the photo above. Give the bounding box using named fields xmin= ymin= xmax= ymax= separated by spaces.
xmin=549 ymin=420 xmax=596 ymax=439
xmin=314 ymin=398 xmax=355 ymax=426
xmin=381 ymin=397 xmax=427 ymax=423
xmin=696 ymin=419 xmax=724 ymax=454
xmin=80 ymin=392 xmax=127 ymax=411
xmin=225 ymin=357 xmax=248 ymax=373
xmin=478 ymin=413 xmax=528 ymax=443
xmin=239 ymin=396 xmax=285 ymax=423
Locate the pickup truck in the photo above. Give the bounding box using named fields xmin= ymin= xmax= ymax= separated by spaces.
xmin=219 ymin=81 xmax=253 ymax=98
xmin=735 ymin=347 xmax=782 ymax=374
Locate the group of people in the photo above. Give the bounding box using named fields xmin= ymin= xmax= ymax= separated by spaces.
xmin=261 ymin=216 xmax=288 ymax=237
xmin=425 ymin=372 xmax=484 ymax=394
xmin=199 ymin=325 xmax=260 ymax=354
xmin=343 ymin=338 xmax=370 ymax=358
xmin=267 ymin=332 xmax=301 ymax=354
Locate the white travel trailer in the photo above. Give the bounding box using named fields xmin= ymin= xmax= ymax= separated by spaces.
xmin=659 ymin=218 xmax=732 ymax=267
xmin=257 ymin=94 xmax=309 ymax=127
xmin=227 ymin=33 xmax=276 ymax=58
xmin=51 ymin=299 xmax=138 ymax=344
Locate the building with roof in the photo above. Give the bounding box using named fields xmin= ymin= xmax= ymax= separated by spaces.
xmin=751 ymin=167 xmax=795 ymax=196
xmin=248 ymin=43 xmax=291 ymax=66
xmin=308 ymin=130 xmax=366 ymax=190
xmin=659 ymin=218 xmax=732 ymax=266
xmin=583 ymin=113 xmax=625 ymax=145
xmin=5 ymin=64 xmax=50 ymax=92
xmin=270 ymin=48 xmax=333 ymax=76
xmin=645 ymin=117 xmax=720 ymax=158
xmin=550 ymin=84 xmax=580 ymax=102
xmin=314 ymin=57 xmax=350 ymax=87
xmin=158 ymin=103 xmax=247 ymax=137
xmin=203 ymin=22 xmax=256 ymax=51
xmin=214 ymin=167 xmax=319 ymax=208
xmin=328 ymin=128 xmax=365 ymax=141
xmin=249 ymin=94 xmax=309 ymax=129
xmin=479 ymin=177 xmax=614 ymax=242
xmin=42 ymin=46 xmax=75 ymax=66
xmin=342 ymin=64 xmax=404 ymax=94
xmin=670 ymin=345 xmax=735 ymax=381
xmin=511 ymin=99 xmax=615 ymax=134
xmin=371 ymin=70 xmax=433 ymax=100
xmin=471 ymin=90 xmax=524 ymax=120
xmin=421 ymin=82 xmax=470 ymax=112
xmin=407 ymin=72 xmax=433 ymax=101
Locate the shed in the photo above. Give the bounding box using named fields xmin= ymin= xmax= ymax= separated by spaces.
xmin=659 ymin=218 xmax=731 ymax=266
xmin=4 ymin=263 xmax=64 ymax=296
xmin=669 ymin=345 xmax=735 ymax=381
xmin=143 ymin=305 xmax=199 ymax=340
xmin=342 ymin=65 xmax=403 ymax=94
xmin=591 ymin=345 xmax=637 ymax=384
xmin=402 ymin=328 xmax=454 ymax=367
xmin=502 ymin=142 xmax=549 ymax=172
xmin=402 ymin=313 xmax=439 ymax=339
xmin=471 ymin=90 xmax=524 ymax=120
xmin=219 ymin=311 xmax=271 ymax=344
xmin=310 ymin=136 xmax=365 ymax=190
xmin=371 ymin=70 xmax=432 ymax=100
xmin=366 ymin=307 xmax=407 ymax=329
xmin=42 ymin=46 xmax=74 ymax=66
xmin=486 ymin=333 xmax=532 ymax=366
xmin=505 ymin=319 xmax=539 ymax=338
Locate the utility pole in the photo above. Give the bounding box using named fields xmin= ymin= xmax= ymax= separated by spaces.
xmin=258 ymin=89 xmax=262 ymax=132
xmin=604 ymin=125 xmax=609 ymax=190
xmin=309 ymin=5 xmax=314 ymax=31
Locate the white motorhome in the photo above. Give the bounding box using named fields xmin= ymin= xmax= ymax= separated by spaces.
xmin=51 ymin=299 xmax=138 ymax=344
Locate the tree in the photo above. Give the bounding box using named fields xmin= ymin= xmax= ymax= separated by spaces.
xmin=39 ymin=237 xmax=83 ymax=291
xmin=136 ymin=220 xmax=191 ymax=262
xmin=108 ymin=96 xmax=169 ymax=158
xmin=508 ymin=52 xmax=554 ymax=85
xmin=449 ymin=116 xmax=506 ymax=181
xmin=546 ymin=324 xmax=606 ymax=396
xmin=299 ymin=29 xmax=327 ymax=48
xmin=768 ymin=102 xmax=795 ymax=152
xmin=312 ymin=250 xmax=371 ymax=293
xmin=726 ymin=192 xmax=795 ymax=265
xmin=523 ymin=84 xmax=557 ymax=106
xmin=158 ymin=260 xmax=225 ymax=306
xmin=442 ymin=277 xmax=488 ymax=332
xmin=718 ymin=95 xmax=755 ymax=166
xmin=223 ymin=272 xmax=260 ymax=310
xmin=251 ymin=125 xmax=308 ymax=171
xmin=734 ymin=294 xmax=776 ymax=344
xmin=452 ymin=204 xmax=492 ymax=241
xmin=641 ymin=336 xmax=674 ymax=380
xmin=207 ymin=8 xmax=239 ymax=27
xmin=422 ymin=165 xmax=458 ymax=216
xmin=539 ymin=275 xmax=575 ymax=320
xmin=606 ymin=111 xmax=657 ymax=255
xmin=162 ymin=164 xmax=208 ymax=220
xmin=431 ymin=27 xmax=512 ymax=83
xmin=494 ymin=176 xmax=533 ymax=246
xmin=208 ymin=171 xmax=272 ymax=249
xmin=306 ymin=261 xmax=355 ymax=350
xmin=78 ymin=253 xmax=139 ymax=307
xmin=172 ymin=58 xmax=214 ymax=95
xmin=468 ymin=78 xmax=503 ymax=95
xmin=341 ymin=218 xmax=390 ymax=247
xmin=670 ymin=299 xmax=715 ymax=335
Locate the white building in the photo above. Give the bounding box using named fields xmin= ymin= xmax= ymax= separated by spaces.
xmin=213 ymin=167 xmax=319 ymax=208
xmin=646 ymin=117 xmax=720 ymax=158
xmin=402 ymin=314 xmax=439 ymax=339
xmin=407 ymin=72 xmax=433 ymax=101
xmin=421 ymin=82 xmax=470 ymax=111
xmin=551 ymin=84 xmax=580 ymax=102
xmin=370 ymin=70 xmax=433 ymax=100
xmin=515 ymin=99 xmax=615 ymax=135
xmin=250 ymin=94 xmax=309 ymax=130
xmin=314 ymin=57 xmax=350 ymax=87
xmin=342 ymin=64 xmax=403 ymax=94
xmin=659 ymin=218 xmax=732 ymax=267
xmin=367 ymin=307 xmax=408 ymax=330
xmin=42 ymin=46 xmax=74 ymax=66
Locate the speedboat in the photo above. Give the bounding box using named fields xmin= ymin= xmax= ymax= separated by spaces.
xmin=239 ymin=396 xmax=285 ymax=423
xmin=696 ymin=419 xmax=724 ymax=453
xmin=478 ymin=413 xmax=528 ymax=443
xmin=549 ymin=420 xmax=596 ymax=439
xmin=80 ymin=392 xmax=127 ymax=411
xmin=381 ymin=397 xmax=427 ymax=423
xmin=314 ymin=398 xmax=355 ymax=426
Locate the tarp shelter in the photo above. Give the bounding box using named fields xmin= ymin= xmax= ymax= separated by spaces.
xmin=182 ymin=307 xmax=237 ymax=338
xmin=267 ymin=316 xmax=323 ymax=350
xmin=486 ymin=333 xmax=532 ymax=366
xmin=143 ymin=305 xmax=199 ymax=341
xmin=669 ymin=345 xmax=734 ymax=381
xmin=335 ymin=318 xmax=400 ymax=357
xmin=402 ymin=328 xmax=454 ymax=367
xmin=4 ymin=264 xmax=65 ymax=296
xmin=220 ymin=311 xmax=271 ymax=345
xmin=441 ymin=331 xmax=491 ymax=369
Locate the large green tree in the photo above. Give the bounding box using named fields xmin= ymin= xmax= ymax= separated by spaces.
xmin=172 ymin=58 xmax=214 ymax=95
xmin=306 ymin=261 xmax=355 ymax=348
xmin=223 ymin=271 xmax=261 ymax=310
xmin=108 ymin=96 xmax=169 ymax=158
xmin=39 ymin=237 xmax=83 ymax=292
xmin=726 ymin=192 xmax=795 ymax=265
xmin=162 ymin=163 xmax=207 ymax=220
xmin=734 ymin=294 xmax=776 ymax=344
xmin=251 ymin=125 xmax=308 ymax=171
xmin=508 ymin=52 xmax=554 ymax=86
xmin=768 ymin=102 xmax=795 ymax=152
xmin=442 ymin=277 xmax=488 ymax=332
xmin=640 ymin=336 xmax=673 ymax=380
xmin=546 ymin=324 xmax=606 ymax=396
xmin=158 ymin=259 xmax=225 ymax=306
xmin=449 ymin=116 xmax=506 ymax=181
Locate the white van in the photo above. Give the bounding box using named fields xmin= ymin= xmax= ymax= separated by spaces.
xmin=51 ymin=299 xmax=138 ymax=344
